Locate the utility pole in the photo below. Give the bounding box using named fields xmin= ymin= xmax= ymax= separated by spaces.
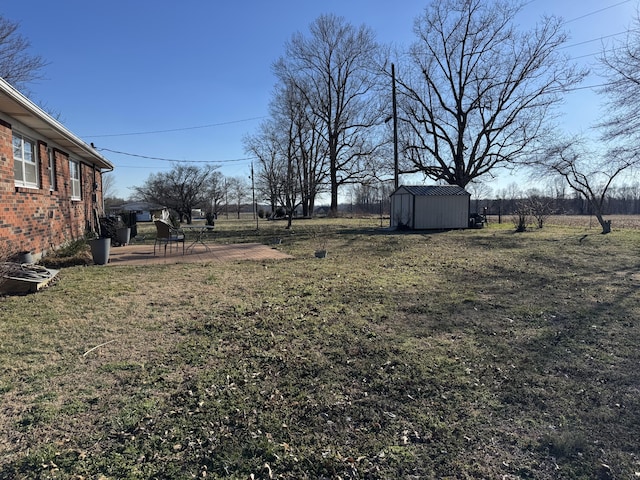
xmin=224 ymin=178 xmax=229 ymax=219
xmin=392 ymin=63 xmax=399 ymax=191
xmin=251 ymin=162 xmax=258 ymax=230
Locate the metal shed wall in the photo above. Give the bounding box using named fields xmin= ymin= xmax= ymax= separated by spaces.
xmin=414 ymin=194 xmax=469 ymax=229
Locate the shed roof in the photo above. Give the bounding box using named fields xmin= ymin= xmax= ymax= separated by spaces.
xmin=0 ymin=77 xmax=113 ymax=170
xmin=393 ymin=185 xmax=470 ymax=196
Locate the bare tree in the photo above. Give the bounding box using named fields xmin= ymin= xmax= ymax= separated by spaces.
xmin=244 ymin=120 xmax=286 ymax=216
xmin=205 ymin=171 xmax=225 ymax=224
xmin=532 ymin=11 xmax=640 ymax=232
xmin=533 ymin=138 xmax=636 ymax=233
xmin=247 ymin=79 xmax=331 ymax=222
xmin=133 ymin=164 xmax=218 ymax=224
xmin=274 ymin=14 xmax=385 ymax=215
xmin=287 ymin=83 xmax=329 ymax=218
xmin=545 ymin=177 xmax=568 ymax=213
xmin=275 ymin=80 xmax=332 ymax=224
xmin=526 ymin=188 xmax=555 ymax=228
xmin=466 ymin=180 xmax=493 ymax=215
xmin=599 ymin=12 xmax=640 ymax=148
xmin=396 ymin=0 xmax=586 ymax=188
xmin=271 ymin=84 xmax=304 ymax=228
xmin=0 ymin=15 xmax=47 ymax=92
xmin=101 ymin=172 xmax=116 ymax=200
xmin=512 ymin=199 xmax=531 ymax=232
xmin=225 ymin=177 xmax=250 ymax=219
xmin=101 ymin=172 xmax=126 ymax=210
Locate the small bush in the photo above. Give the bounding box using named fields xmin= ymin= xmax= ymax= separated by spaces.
xmin=54 ymin=239 xmax=89 ymax=257
xmin=0 ymin=242 xmax=10 ymax=290
xmin=512 ymin=200 xmax=531 ymax=232
xmin=40 ymin=239 xmax=92 ymax=268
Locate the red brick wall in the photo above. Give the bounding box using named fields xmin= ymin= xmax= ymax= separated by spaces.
xmin=0 ymin=120 xmax=104 ymax=260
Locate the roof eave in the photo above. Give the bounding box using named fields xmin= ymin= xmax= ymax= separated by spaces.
xmin=0 ymin=77 xmax=113 ymax=170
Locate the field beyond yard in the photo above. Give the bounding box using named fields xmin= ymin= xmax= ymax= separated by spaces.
xmin=1 ymin=217 xmax=639 ymax=479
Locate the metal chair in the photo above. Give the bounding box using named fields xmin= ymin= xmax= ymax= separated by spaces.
xmin=153 ymin=220 xmax=185 ymax=256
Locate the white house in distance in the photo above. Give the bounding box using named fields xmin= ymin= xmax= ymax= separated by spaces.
xmin=390 ymin=185 xmax=471 ymax=230
xmin=112 ymin=201 xmax=169 ymax=222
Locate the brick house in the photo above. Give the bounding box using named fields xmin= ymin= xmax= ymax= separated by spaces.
xmin=0 ymin=77 xmax=113 ymax=260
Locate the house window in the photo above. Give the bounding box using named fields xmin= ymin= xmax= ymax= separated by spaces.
xmin=48 ymin=149 xmax=56 ymax=191
xmin=70 ymin=159 xmax=81 ymax=200
xmin=13 ymin=133 xmax=39 ymax=188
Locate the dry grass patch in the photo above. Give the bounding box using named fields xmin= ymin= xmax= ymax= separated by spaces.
xmin=1 ymin=217 xmax=639 ymax=478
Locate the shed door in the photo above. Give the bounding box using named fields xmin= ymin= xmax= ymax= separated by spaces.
xmin=392 ymin=193 xmax=413 ymax=228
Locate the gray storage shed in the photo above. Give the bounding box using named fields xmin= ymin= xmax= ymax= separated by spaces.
xmin=390 ymin=185 xmax=470 ymax=230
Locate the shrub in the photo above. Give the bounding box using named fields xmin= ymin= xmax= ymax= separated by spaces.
xmin=0 ymin=242 xmax=10 ymax=291
xmin=40 ymin=239 xmax=92 ymax=268
xmin=512 ymin=200 xmax=530 ymax=232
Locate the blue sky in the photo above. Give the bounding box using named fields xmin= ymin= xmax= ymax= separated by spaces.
xmin=2 ymin=0 xmax=636 ymax=199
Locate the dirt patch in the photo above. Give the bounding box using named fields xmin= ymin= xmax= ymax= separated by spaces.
xmin=107 ymin=242 xmax=293 ymax=266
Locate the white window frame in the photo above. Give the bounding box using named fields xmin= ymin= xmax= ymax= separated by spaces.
xmin=13 ymin=132 xmax=39 ymax=189
xmin=48 ymin=148 xmax=56 ymax=191
xmin=69 ymin=159 xmax=81 ymax=200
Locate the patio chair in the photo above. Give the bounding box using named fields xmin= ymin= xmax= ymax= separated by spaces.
xmin=153 ymin=220 xmax=185 ymax=256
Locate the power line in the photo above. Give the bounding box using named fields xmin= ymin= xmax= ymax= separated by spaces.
xmin=84 ymin=115 xmax=267 ymax=138
xmin=109 ymin=165 xmax=160 ymax=169
xmin=522 ymin=1 xmax=631 ymax=52
xmin=97 ymin=147 xmax=256 ymax=164
xmin=554 ymin=1 xmax=634 ymax=60
xmin=557 ymin=0 xmax=631 ymax=48
xmin=89 ymin=4 xmax=628 ymax=143
xmin=563 ymin=0 xmax=632 ymax=25
xmin=564 ymin=81 xmax=613 ymax=92
xmin=562 ymin=31 xmax=626 ymax=49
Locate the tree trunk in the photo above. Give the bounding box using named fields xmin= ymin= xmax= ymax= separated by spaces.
xmin=594 ymin=212 xmax=612 ymax=234
xmin=330 ymin=188 xmax=338 ymax=216
xmin=329 ymin=137 xmax=339 ymax=216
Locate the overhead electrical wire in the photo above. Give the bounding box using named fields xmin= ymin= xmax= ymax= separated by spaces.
xmin=97 ymin=147 xmax=256 ymax=164
xmin=562 ymin=0 xmax=632 ymax=25
xmin=562 ymin=31 xmax=626 ymax=49
xmin=88 ymin=5 xmax=627 ymax=142
xmin=558 ymin=0 xmax=631 ymax=49
xmin=84 ymin=115 xmax=267 ymax=138
xmin=545 ymin=1 xmax=632 ymax=91
xmin=94 ymin=1 xmax=630 ymax=169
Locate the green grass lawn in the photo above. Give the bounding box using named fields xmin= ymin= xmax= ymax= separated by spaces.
xmin=1 ymin=217 xmax=639 ymax=479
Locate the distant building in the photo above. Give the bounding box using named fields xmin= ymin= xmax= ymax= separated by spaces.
xmin=112 ymin=202 xmax=168 ymax=222
xmin=390 ymin=185 xmax=470 ymax=230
